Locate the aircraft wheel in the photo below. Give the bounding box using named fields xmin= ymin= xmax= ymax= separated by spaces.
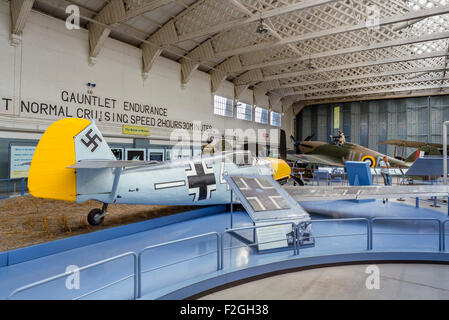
xmin=87 ymin=208 xmax=104 ymax=226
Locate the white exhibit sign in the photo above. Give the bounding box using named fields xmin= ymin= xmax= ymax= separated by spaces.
xmin=10 ymin=146 xmax=36 ymax=179
xmin=256 ymin=225 xmax=289 ymax=251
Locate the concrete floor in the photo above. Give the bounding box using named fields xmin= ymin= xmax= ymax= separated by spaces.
xmin=200 ymin=264 xmax=449 ymax=300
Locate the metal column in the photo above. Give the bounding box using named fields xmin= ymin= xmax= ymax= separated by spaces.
xmin=441 ymin=121 xmax=449 ymax=215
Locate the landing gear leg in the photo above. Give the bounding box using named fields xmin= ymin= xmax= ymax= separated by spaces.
xmin=291 ymin=175 xmax=305 ymax=186
xmin=87 ymin=203 xmax=108 ymax=226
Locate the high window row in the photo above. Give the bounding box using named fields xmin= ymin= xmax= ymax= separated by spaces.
xmin=213 ymin=95 xmax=281 ymax=127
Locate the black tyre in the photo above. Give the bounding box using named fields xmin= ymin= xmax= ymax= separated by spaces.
xmin=87 ymin=208 xmax=104 ymax=226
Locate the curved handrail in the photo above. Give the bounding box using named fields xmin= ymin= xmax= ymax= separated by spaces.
xmin=298 ymin=218 xmax=371 ymax=250
xmin=137 ymin=232 xmax=220 ymax=298
xmin=371 ymin=218 xmax=443 ymax=251
xmin=9 ymin=251 xmax=138 ymax=300
xmin=8 ymin=218 xmax=449 ymax=300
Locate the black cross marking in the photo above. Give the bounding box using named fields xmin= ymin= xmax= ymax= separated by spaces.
xmin=186 ymin=161 xmax=216 ymax=201
xmin=81 ymin=129 xmax=102 ymax=152
xmin=233 ymin=177 xmax=290 ymax=212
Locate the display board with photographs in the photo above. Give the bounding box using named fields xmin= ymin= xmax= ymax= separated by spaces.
xmin=111 ymin=148 xmax=124 ymax=160
xmin=148 ymin=149 xmax=165 ymax=162
xmin=125 ymin=148 xmax=147 ymax=161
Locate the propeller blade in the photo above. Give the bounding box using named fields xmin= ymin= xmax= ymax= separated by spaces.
xmin=304 ymin=134 xmax=315 ymax=141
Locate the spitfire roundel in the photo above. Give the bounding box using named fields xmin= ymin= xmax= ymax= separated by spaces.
xmin=186 ymin=161 xmax=217 ymax=201
xmin=361 ymin=155 xmax=376 ymax=168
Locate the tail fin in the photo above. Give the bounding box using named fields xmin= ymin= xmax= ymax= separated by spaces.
xmin=28 ymin=119 xmax=114 ymax=201
xmin=405 ymin=145 xmax=441 ymax=163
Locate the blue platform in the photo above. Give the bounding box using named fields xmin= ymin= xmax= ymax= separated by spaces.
xmin=2 ymin=199 xmax=449 ymax=300
xmin=346 ymin=161 xmax=372 ymax=186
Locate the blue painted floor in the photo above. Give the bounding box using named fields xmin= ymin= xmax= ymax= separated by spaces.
xmin=2 ymin=199 xmax=449 ymax=300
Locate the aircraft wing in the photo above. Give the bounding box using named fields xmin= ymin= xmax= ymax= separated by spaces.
xmin=284 ymin=185 xmax=449 ymax=201
xmin=289 ymin=154 xmax=344 ymax=167
xmin=379 ymin=139 xmax=444 ymax=149
xmin=68 ymin=160 xmax=159 ymax=169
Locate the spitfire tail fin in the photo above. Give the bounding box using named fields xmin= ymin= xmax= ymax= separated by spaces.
xmin=28 ymin=118 xmax=114 ymax=202
xmin=405 ymin=145 xmax=441 ymax=163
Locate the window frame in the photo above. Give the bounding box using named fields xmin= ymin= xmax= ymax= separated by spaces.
xmin=270 ymin=111 xmax=282 ymax=127
xmin=254 ymin=106 xmax=269 ymax=124
xmin=236 ymin=101 xmax=253 ymax=121
xmin=213 ymin=95 xmax=234 ymax=118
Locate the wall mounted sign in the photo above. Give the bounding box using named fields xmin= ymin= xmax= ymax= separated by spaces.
xmin=10 ymin=146 xmax=36 ymax=179
xmin=0 ymin=90 xmax=213 ymax=132
xmin=333 ymin=106 xmax=340 ymax=129
xmin=122 ymin=125 xmax=151 ymax=136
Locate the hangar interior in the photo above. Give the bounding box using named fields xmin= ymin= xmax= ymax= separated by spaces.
xmin=3 ymin=0 xmax=449 ymax=301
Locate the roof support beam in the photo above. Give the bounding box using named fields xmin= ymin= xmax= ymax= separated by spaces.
xmin=175 ymin=0 xmax=339 ymax=44
xmin=253 ymin=87 xmax=267 ymax=107
xmin=268 ymin=94 xmax=282 ymax=111
xmin=439 ymin=45 xmax=449 ymax=90
xmin=208 ymin=0 xmax=299 ymax=93
xmin=140 ymin=20 xmax=179 ymax=76
xmin=295 ymin=83 xmax=449 ymax=101
xmin=210 ymin=56 xmax=242 ymax=92
xmin=250 ymin=50 xmax=449 ymax=88
xmin=303 ymin=89 xmax=449 ymax=105
xmin=276 ymin=66 xmax=449 ymax=90
xmin=234 ymin=84 xmax=249 ymax=101
xmin=210 ymin=6 xmax=449 ymax=61
xmin=10 ymin=0 xmax=35 ymax=46
xmin=239 ymin=31 xmax=449 ymax=73
xmin=227 ymin=0 xmax=301 ymax=58
xmin=233 ymin=69 xmax=264 ymax=100
xmin=142 ymin=46 xmax=163 ymax=79
xmin=89 ymin=0 xmax=176 ymax=62
xmin=229 ymin=0 xmax=253 ymax=16
xmin=180 ymin=39 xmax=215 ymax=84
xmin=284 ymin=76 xmax=449 ymax=96
xmin=88 ymin=0 xmax=127 ymax=64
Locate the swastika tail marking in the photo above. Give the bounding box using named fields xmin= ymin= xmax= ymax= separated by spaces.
xmin=81 ymin=129 xmax=103 ymax=152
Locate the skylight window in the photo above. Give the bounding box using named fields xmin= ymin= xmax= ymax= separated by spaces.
xmin=407 ymin=1 xmax=449 ymax=54
xmin=409 ymin=0 xmax=448 ymax=11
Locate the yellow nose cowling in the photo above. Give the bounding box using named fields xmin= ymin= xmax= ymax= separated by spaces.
xmin=266 ymin=158 xmax=291 ymax=181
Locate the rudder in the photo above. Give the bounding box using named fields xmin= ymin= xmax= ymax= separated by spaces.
xmin=28 ymin=118 xmax=114 ymax=202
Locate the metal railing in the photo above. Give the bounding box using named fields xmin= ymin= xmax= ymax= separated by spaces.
xmin=0 ymin=178 xmax=27 ymax=199
xmin=8 ymin=217 xmax=449 ymax=300
xmin=298 ymin=218 xmax=370 ymax=251
xmin=441 ymin=220 xmax=449 ymax=252
xmin=8 ymin=251 xmax=138 ymax=300
xmin=221 ymin=223 xmax=298 ymax=267
xmin=371 ymin=218 xmax=443 ymax=252
xmin=137 ymin=232 xmax=221 ymax=298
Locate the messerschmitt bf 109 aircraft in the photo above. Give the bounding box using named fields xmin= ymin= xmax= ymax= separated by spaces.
xmin=28 ymin=118 xmax=292 ymax=226
xmin=288 ymin=134 xmax=426 ymax=169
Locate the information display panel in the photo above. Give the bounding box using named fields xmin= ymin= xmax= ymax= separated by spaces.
xmin=10 ymin=146 xmax=36 ymax=179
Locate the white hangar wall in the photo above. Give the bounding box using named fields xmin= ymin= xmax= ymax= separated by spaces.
xmin=0 ymin=1 xmax=290 ymax=179
xmin=0 ymin=1 xmax=282 ymax=147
